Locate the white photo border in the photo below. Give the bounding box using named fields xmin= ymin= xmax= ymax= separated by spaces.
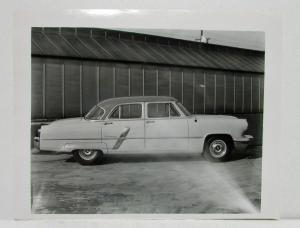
xmin=13 ymin=9 xmax=281 ymax=220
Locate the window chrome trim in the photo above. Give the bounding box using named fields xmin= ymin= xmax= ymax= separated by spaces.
xmin=106 ymin=102 xmax=144 ymax=120
xmin=85 ymin=106 xmax=106 ymax=121
xmin=145 ymin=101 xmax=183 ymax=119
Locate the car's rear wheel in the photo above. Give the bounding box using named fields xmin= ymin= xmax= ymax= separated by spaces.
xmin=203 ymin=136 xmax=232 ymax=162
xmin=73 ymin=149 xmax=103 ymax=165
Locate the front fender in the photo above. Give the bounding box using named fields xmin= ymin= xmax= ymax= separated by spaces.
xmin=64 ymin=142 xmax=108 ymax=154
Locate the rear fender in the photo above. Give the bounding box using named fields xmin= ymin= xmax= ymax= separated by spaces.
xmin=64 ymin=142 xmax=108 ymax=154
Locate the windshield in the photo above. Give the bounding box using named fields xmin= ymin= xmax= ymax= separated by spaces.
xmin=176 ymin=102 xmax=192 ymax=116
xmin=85 ymin=105 xmax=105 ymax=120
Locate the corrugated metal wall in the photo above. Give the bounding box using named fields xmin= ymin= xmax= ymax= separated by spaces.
xmin=32 ymin=57 xmax=264 ymax=145
xmin=32 ymin=58 xmax=264 ymax=119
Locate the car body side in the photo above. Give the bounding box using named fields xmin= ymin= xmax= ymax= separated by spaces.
xmin=37 ymin=98 xmax=252 ymax=154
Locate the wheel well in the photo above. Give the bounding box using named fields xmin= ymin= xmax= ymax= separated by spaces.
xmin=204 ymin=134 xmax=234 ymax=148
xmin=72 ymin=149 xmax=103 ymax=154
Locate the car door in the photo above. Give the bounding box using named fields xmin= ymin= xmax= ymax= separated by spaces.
xmin=145 ymin=102 xmax=189 ymax=152
xmin=101 ymin=102 xmax=145 ymax=152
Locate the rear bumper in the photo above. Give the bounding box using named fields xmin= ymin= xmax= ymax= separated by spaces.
xmin=234 ymin=135 xmax=253 ymax=152
xmin=33 ymin=136 xmax=40 ymax=149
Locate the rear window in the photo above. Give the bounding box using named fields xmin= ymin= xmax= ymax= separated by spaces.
xmin=147 ymin=103 xmax=180 ymax=118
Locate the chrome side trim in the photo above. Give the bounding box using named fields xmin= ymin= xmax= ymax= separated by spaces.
xmin=41 ymin=136 xmax=204 ymax=140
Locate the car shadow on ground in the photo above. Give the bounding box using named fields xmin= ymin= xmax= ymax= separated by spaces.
xmin=229 ymin=145 xmax=262 ymax=162
xmin=103 ymin=153 xmax=205 ymax=164
xmin=65 ymin=153 xmax=205 ymax=164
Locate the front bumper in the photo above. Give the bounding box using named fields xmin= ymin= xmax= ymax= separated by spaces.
xmin=234 ymin=135 xmax=253 ymax=152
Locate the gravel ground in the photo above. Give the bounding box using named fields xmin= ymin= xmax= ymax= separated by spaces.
xmin=31 ymin=147 xmax=262 ymax=214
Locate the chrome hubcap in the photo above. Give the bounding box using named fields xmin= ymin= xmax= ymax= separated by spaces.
xmin=209 ymin=140 xmax=227 ymax=158
xmin=78 ymin=149 xmax=97 ymax=161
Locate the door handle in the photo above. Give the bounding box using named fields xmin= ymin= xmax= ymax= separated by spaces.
xmin=104 ymin=122 xmax=113 ymax=125
xmin=146 ymin=120 xmax=155 ymax=124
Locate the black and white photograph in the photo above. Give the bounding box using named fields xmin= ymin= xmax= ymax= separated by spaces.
xmin=31 ymin=27 xmax=264 ymax=214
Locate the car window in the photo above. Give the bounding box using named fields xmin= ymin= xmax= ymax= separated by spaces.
xmin=170 ymin=103 xmax=180 ymax=117
xmin=110 ymin=106 xmax=120 ymax=119
xmin=85 ymin=105 xmax=105 ymax=120
xmin=148 ymin=103 xmax=180 ymax=118
xmin=176 ymin=101 xmax=191 ymax=116
xmin=109 ymin=104 xmax=142 ymax=119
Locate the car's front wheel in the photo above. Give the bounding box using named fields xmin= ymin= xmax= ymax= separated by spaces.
xmin=203 ymin=136 xmax=232 ymax=162
xmin=73 ymin=149 xmax=103 ymax=165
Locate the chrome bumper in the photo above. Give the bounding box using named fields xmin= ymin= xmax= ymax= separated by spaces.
xmin=234 ymin=135 xmax=253 ymax=152
xmin=33 ymin=136 xmax=40 ymax=149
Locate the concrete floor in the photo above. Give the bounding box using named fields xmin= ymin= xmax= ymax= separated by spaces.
xmin=31 ymin=147 xmax=262 ymax=214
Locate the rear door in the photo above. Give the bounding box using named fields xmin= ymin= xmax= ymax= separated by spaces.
xmin=145 ymin=102 xmax=188 ymax=152
xmin=101 ymin=102 xmax=145 ymax=152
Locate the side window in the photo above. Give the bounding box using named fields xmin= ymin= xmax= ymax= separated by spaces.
xmin=109 ymin=104 xmax=142 ymax=119
xmin=110 ymin=106 xmax=120 ymax=119
xmin=169 ymin=103 xmax=180 ymax=117
xmin=148 ymin=103 xmax=180 ymax=118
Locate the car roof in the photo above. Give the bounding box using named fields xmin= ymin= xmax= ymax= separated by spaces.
xmin=98 ymin=96 xmax=177 ymax=107
xmin=98 ymin=96 xmax=178 ymax=118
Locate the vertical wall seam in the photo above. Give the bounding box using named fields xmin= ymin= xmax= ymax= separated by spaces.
xmin=79 ymin=64 xmax=83 ymax=116
xmin=156 ymin=69 xmax=159 ymax=96
xmin=113 ymin=66 xmax=116 ymax=97
xmin=97 ymin=65 xmax=100 ymax=103
xmin=258 ymin=77 xmax=261 ymax=112
xmin=42 ymin=63 xmax=46 ymax=118
xmin=181 ymin=71 xmax=184 ymax=103
xmin=242 ymin=75 xmax=244 ymax=113
xmin=142 ymin=67 xmax=145 ymax=96
xmin=214 ymin=73 xmax=217 ymax=114
xmin=128 ymin=67 xmax=131 ymax=96
xmin=203 ymin=72 xmax=206 ymax=114
xmin=233 ymin=73 xmax=236 ymax=113
xmin=224 ymin=74 xmax=226 ymax=113
xmin=61 ymin=63 xmax=65 ymax=118
xmin=192 ymin=72 xmax=195 ymax=114
xmin=250 ymin=76 xmax=253 ymax=113
xmin=169 ymin=70 xmax=172 ymax=96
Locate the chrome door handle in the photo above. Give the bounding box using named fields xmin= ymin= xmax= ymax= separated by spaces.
xmin=146 ymin=120 xmax=155 ymax=124
xmin=104 ymin=122 xmax=113 ymax=125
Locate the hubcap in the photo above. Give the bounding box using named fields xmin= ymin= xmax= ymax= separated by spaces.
xmin=78 ymin=149 xmax=98 ymax=161
xmin=209 ymin=140 xmax=227 ymax=158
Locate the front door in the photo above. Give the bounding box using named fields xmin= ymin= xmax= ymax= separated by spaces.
xmin=101 ymin=103 xmax=144 ymax=152
xmin=145 ymin=102 xmax=188 ymax=152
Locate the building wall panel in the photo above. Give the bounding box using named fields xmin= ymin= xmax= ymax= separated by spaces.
xmin=45 ymin=59 xmax=62 ymax=118
xmin=194 ymin=71 xmax=205 ymax=114
xmin=31 ymin=57 xmax=264 ymax=145
xmin=31 ymin=58 xmax=44 ymax=119
xmin=130 ymin=66 xmax=143 ymax=96
xmin=183 ymin=70 xmax=193 ymax=113
xmin=158 ymin=67 xmax=170 ymax=96
xmin=144 ymin=66 xmax=157 ymax=96
xmin=115 ymin=65 xmax=129 ymax=97
xmin=204 ymin=72 xmax=215 ymax=114
xmin=82 ymin=62 xmax=98 ymax=114
xmin=215 ymin=73 xmax=225 ymax=114
xmin=171 ymin=69 xmax=182 ymax=102
xmin=64 ymin=61 xmax=80 ymax=117
xmin=225 ymin=73 xmax=235 ymax=114
xmin=99 ymin=64 xmax=114 ymax=100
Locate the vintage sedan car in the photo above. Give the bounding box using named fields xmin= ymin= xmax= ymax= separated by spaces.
xmin=35 ymin=96 xmax=253 ymax=165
